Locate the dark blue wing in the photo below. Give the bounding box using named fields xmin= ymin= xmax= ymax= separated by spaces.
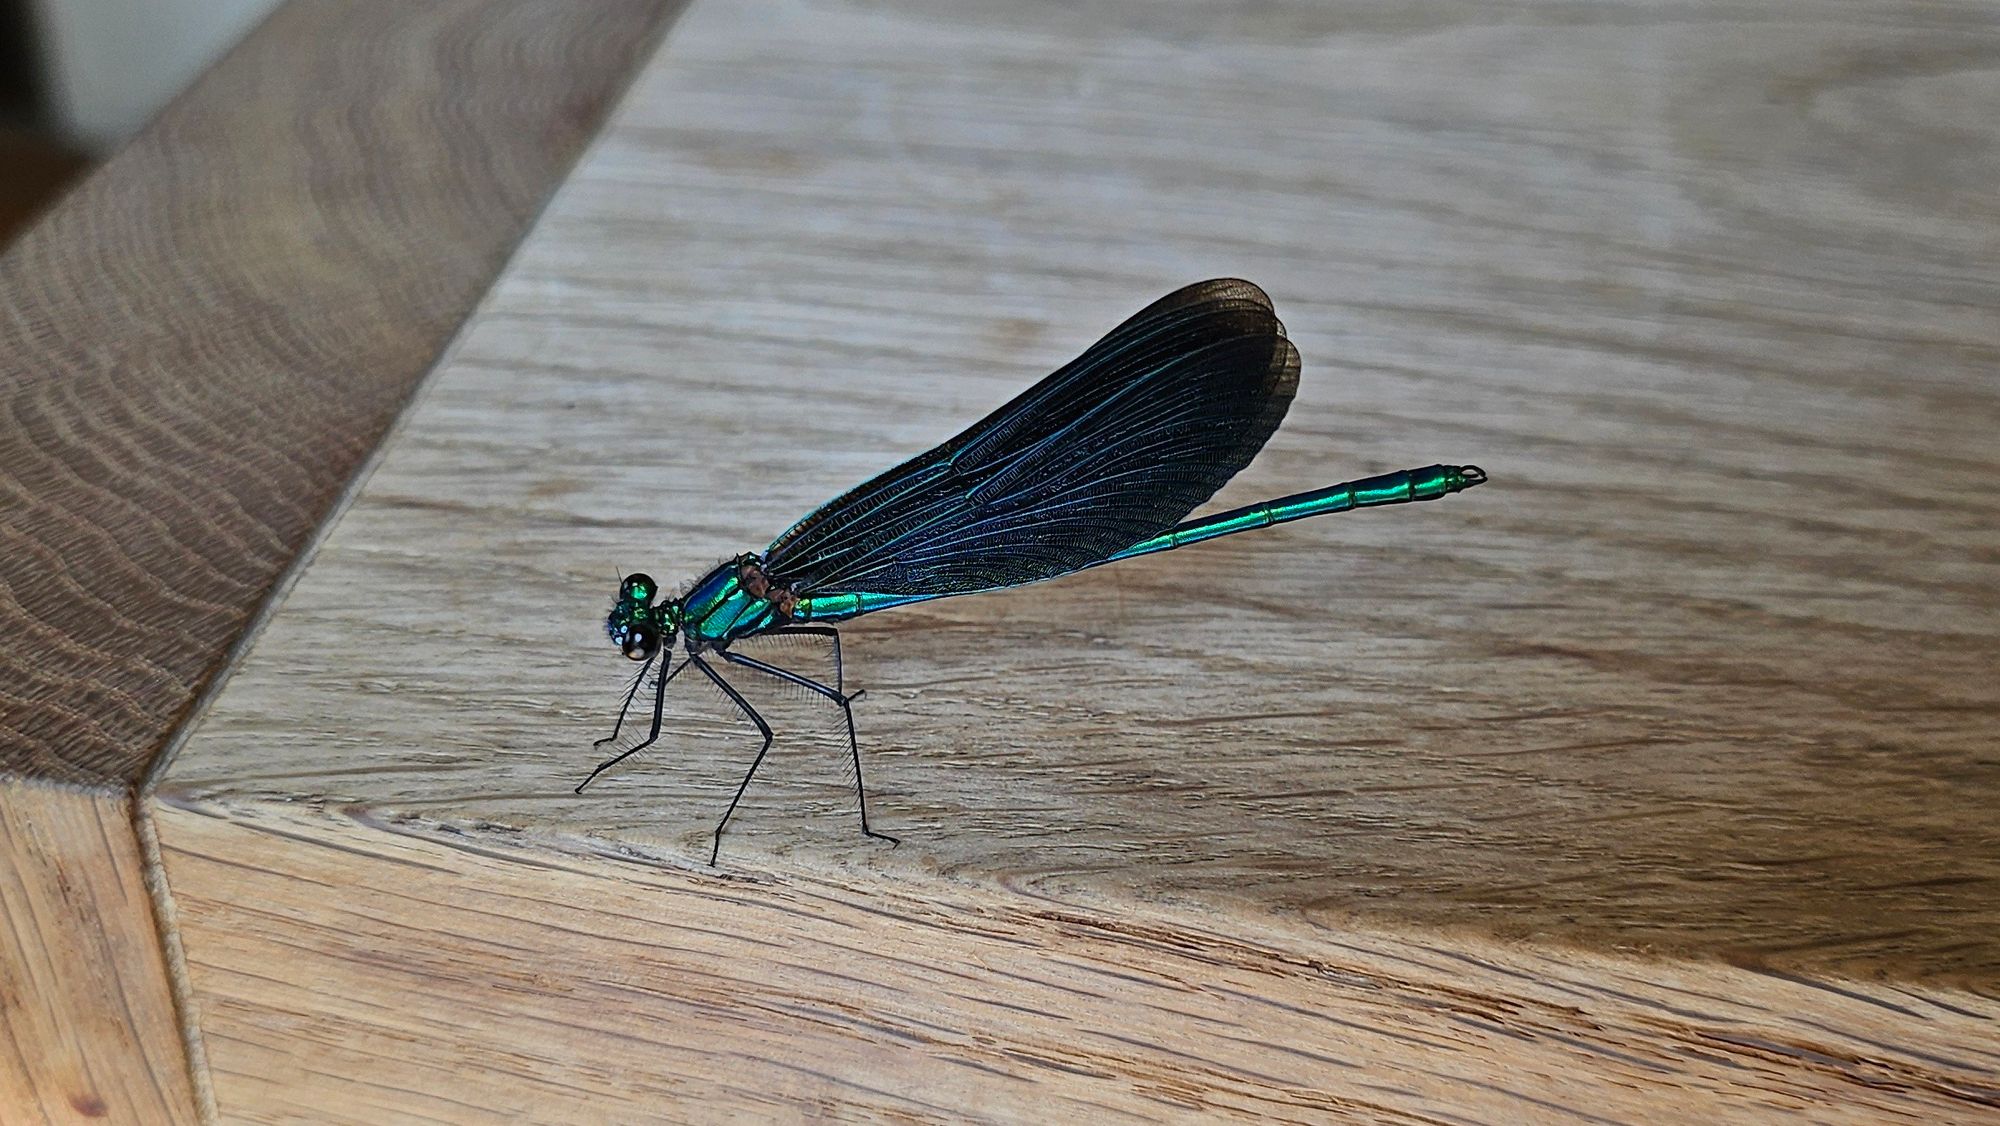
xmin=762 ymin=279 xmax=1300 ymax=597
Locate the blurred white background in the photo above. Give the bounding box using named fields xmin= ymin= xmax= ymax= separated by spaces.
xmin=30 ymin=0 xmax=278 ymax=145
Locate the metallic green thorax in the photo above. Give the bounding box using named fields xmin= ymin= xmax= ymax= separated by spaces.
xmin=678 ymin=558 xmax=919 ymax=644
xmin=681 ymin=562 xmax=783 ymax=647
xmin=789 ymin=464 xmax=1485 ymax=626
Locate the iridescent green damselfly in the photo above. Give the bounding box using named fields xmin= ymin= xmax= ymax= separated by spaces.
xmin=584 ymin=280 xmax=1486 ymax=863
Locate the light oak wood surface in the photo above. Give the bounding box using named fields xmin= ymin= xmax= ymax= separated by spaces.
xmin=0 ymin=782 xmax=193 ymax=1122
xmin=155 ymin=797 xmax=2000 ymax=1122
xmin=137 ymin=0 xmax=2000 ymax=1117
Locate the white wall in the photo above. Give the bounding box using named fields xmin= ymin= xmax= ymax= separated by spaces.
xmin=31 ymin=0 xmax=282 ymax=148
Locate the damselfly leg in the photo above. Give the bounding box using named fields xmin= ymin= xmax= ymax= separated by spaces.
xmin=576 ymin=657 xmax=687 ymax=793
xmin=691 ymin=654 xmax=776 ymax=866
xmin=721 ymin=646 xmax=896 ymax=849
xmin=763 ymin=625 xmax=844 ymax=693
xmin=592 ymin=655 xmax=653 ymax=749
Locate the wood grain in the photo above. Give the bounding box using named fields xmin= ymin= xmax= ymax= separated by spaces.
xmin=155 ymin=0 xmax=2000 ymax=1116
xmin=155 ymin=797 xmax=2000 ymax=1123
xmin=1 ymin=780 xmax=194 ymax=1123
xmin=0 ymin=1 xmax=682 ymax=1120
xmin=0 ymin=0 xmax=683 ymax=786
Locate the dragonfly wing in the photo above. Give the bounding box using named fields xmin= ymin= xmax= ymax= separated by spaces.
xmin=763 ymin=279 xmax=1300 ymax=598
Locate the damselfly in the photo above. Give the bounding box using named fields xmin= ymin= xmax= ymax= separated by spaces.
xmin=584 ymin=279 xmax=1486 ymax=863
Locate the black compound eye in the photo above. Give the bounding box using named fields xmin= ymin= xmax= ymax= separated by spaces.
xmin=620 ymin=573 xmax=657 ymax=604
xmin=619 ymin=622 xmax=659 ymax=660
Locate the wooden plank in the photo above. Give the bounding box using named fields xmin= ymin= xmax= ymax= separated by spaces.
xmin=0 ymin=1 xmax=683 ymax=1120
xmin=154 ymin=0 xmax=2000 ymax=1117
xmin=1 ymin=781 xmax=194 ymax=1123
xmin=154 ymin=798 xmax=2000 ymax=1123
xmin=0 ymin=0 xmax=683 ymax=787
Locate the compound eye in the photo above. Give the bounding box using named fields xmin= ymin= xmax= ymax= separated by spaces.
xmin=620 ymin=622 xmax=659 ymax=660
xmin=620 ymin=573 xmax=657 ymax=604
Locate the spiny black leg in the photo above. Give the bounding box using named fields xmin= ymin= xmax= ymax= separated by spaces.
xmin=593 ymin=653 xmax=654 ymax=750
xmin=764 ymin=625 xmax=844 ymax=694
xmin=576 ymin=657 xmax=687 ymax=794
xmin=722 ymin=648 xmax=898 ymax=849
xmin=693 ymin=654 xmax=775 ymax=866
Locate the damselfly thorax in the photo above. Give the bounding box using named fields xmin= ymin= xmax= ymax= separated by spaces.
xmin=675 ymin=555 xmax=799 ymax=652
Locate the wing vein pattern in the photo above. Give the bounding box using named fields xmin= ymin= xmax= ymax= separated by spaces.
xmin=763 ymin=279 xmax=1302 ymax=598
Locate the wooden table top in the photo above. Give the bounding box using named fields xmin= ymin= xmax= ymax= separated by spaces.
xmin=9 ymin=0 xmax=1999 ymax=1120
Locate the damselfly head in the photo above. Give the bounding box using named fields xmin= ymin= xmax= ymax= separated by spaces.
xmin=606 ymin=572 xmax=678 ymax=661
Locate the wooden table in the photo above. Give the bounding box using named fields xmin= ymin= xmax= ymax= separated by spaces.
xmin=6 ymin=0 xmax=1997 ymax=1121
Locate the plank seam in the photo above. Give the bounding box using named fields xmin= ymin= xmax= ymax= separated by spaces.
xmin=132 ymin=793 xmax=217 ymax=1125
